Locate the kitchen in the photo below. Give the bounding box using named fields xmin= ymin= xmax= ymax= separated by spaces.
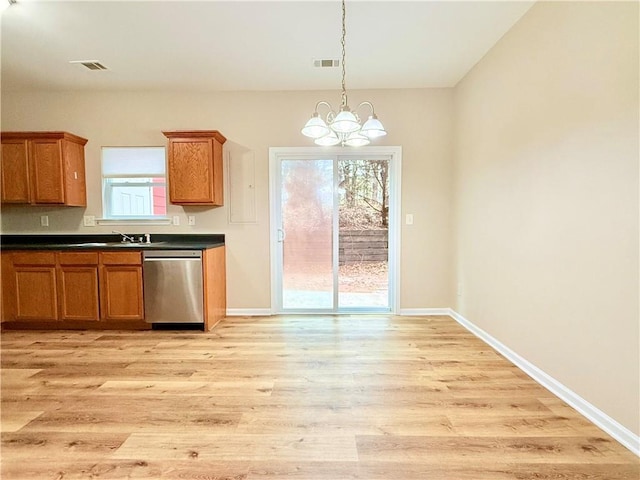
xmin=1 ymin=1 xmax=638 ymax=478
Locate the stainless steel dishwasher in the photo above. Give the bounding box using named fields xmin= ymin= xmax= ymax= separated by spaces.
xmin=143 ymin=250 xmax=204 ymax=324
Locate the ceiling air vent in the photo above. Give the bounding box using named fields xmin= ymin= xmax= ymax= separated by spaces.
xmin=69 ymin=60 xmax=108 ymax=71
xmin=314 ymin=59 xmax=340 ymax=68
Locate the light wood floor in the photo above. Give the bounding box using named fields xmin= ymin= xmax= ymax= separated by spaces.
xmin=1 ymin=315 xmax=638 ymax=479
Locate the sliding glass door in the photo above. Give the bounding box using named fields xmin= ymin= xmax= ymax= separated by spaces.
xmin=280 ymin=158 xmax=334 ymax=309
xmin=270 ymin=147 xmax=400 ymax=314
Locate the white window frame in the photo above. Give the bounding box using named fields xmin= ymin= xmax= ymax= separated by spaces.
xmin=98 ymin=146 xmax=171 ymax=226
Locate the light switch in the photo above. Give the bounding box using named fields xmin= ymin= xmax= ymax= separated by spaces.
xmin=172 ymin=215 xmax=180 ymax=225
xmin=83 ymin=215 xmax=96 ymax=227
xmin=40 ymin=215 xmax=49 ymax=227
xmin=406 ymin=214 xmax=414 ymax=225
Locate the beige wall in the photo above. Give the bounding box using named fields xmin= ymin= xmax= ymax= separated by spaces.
xmin=0 ymin=88 xmax=455 ymax=311
xmin=454 ymin=1 xmax=639 ymax=436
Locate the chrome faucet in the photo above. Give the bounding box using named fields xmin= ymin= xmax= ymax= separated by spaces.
xmin=113 ymin=230 xmax=136 ymax=243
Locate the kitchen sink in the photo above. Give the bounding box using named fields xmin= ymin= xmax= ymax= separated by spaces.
xmin=67 ymin=242 xmax=109 ymax=247
xmin=68 ymin=242 xmax=167 ymax=248
xmin=118 ymin=242 xmax=167 ymax=247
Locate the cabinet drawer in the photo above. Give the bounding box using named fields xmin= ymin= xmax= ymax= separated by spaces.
xmin=58 ymin=252 xmax=99 ymax=265
xmin=100 ymin=251 xmax=142 ymax=265
xmin=11 ymin=251 xmax=56 ymax=265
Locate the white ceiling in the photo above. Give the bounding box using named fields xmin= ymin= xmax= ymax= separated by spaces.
xmin=1 ymin=0 xmax=534 ymax=92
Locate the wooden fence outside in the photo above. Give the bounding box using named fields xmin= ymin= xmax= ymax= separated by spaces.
xmin=339 ymin=229 xmax=388 ymax=265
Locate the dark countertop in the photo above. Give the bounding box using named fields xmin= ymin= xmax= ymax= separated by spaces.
xmin=0 ymin=234 xmax=225 ymax=251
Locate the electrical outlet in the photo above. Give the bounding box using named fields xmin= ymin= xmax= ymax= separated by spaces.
xmin=40 ymin=215 xmax=49 ymax=227
xmin=188 ymin=215 xmax=195 ymax=226
xmin=406 ymin=214 xmax=414 ymax=225
xmin=83 ymin=215 xmax=96 ymax=227
xmin=172 ymin=215 xmax=180 ymax=225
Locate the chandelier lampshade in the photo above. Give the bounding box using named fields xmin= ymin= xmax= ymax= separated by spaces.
xmin=360 ymin=114 xmax=387 ymax=139
xmin=301 ymin=113 xmax=330 ymax=139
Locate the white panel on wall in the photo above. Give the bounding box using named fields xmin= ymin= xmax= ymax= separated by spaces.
xmin=227 ymin=144 xmax=257 ymax=224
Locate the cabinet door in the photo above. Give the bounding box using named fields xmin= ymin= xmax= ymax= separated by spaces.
xmin=1 ymin=139 xmax=30 ymax=203
xmin=58 ymin=266 xmax=100 ymax=321
xmin=168 ymin=138 xmax=215 ymax=204
xmin=1 ymin=252 xmax=15 ymax=322
xmin=100 ymin=265 xmax=144 ymax=321
xmin=61 ymin=139 xmax=87 ymax=206
xmin=30 ymin=139 xmax=65 ymax=204
xmin=14 ymin=266 xmax=58 ymax=321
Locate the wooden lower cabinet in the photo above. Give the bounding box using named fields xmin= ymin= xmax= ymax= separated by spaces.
xmin=203 ymin=246 xmax=226 ymax=330
xmin=15 ymin=265 xmax=58 ymax=321
xmin=99 ymin=251 xmax=144 ymax=321
xmin=10 ymin=251 xmax=58 ymax=322
xmin=1 ymin=250 xmax=146 ymax=329
xmin=58 ymin=252 xmax=99 ymax=322
xmin=2 ymin=246 xmax=226 ymax=331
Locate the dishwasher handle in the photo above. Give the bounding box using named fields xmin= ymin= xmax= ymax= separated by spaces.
xmin=143 ymin=250 xmax=202 ymax=259
xmin=144 ymin=257 xmax=202 ymax=262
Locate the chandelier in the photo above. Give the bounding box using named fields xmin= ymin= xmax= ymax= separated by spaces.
xmin=301 ymin=0 xmax=386 ymax=147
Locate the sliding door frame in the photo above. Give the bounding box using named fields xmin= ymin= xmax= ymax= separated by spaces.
xmin=269 ymin=146 xmax=402 ymax=314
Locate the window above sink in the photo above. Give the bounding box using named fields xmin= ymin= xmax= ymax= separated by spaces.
xmin=101 ymin=146 xmax=169 ymax=224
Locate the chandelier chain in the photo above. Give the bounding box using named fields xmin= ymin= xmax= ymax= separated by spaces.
xmin=301 ymin=0 xmax=386 ymax=145
xmin=340 ymin=0 xmax=347 ymax=108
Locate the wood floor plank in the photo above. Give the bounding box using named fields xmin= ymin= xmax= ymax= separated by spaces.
xmin=0 ymin=368 xmax=42 ymax=381
xmin=0 ymin=410 xmax=44 ymax=432
xmin=246 ymin=461 xmax=359 ymax=479
xmin=236 ymin=405 xmax=455 ymax=436
xmin=448 ymin=413 xmax=604 ymax=436
xmin=112 ymin=433 xmax=359 ymax=461
xmin=354 ymin=462 xmax=640 ymax=480
xmin=1 ymin=459 xmax=252 ymax=480
xmin=19 ymin=409 xmax=241 ymax=433
xmin=356 ymin=435 xmax=635 ymax=464
xmin=1 ymin=431 xmax=129 ymax=458
xmin=97 ymin=379 xmax=274 ymax=396
xmin=1 ymin=315 xmax=637 ymax=480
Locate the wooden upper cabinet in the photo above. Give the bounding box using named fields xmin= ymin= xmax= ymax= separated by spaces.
xmin=0 ymin=139 xmax=30 ymax=203
xmin=31 ymin=139 xmax=65 ymax=203
xmin=162 ymin=130 xmax=226 ymax=206
xmin=0 ymin=131 xmax=88 ymax=206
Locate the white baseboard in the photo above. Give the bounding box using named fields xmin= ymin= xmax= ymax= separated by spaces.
xmin=225 ymin=309 xmax=272 ymax=317
xmin=448 ymin=309 xmax=640 ymax=457
xmin=228 ymin=308 xmax=450 ymax=317
xmin=399 ymin=308 xmax=451 ymax=316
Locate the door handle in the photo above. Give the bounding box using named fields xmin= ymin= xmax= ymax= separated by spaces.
xmin=277 ymin=228 xmax=286 ymax=242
